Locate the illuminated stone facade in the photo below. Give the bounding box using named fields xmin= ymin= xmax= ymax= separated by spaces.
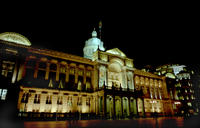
xmin=134 ymin=70 xmax=173 ymax=116
xmin=0 ymin=32 xmax=174 ymax=119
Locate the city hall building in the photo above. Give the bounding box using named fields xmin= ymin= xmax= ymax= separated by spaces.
xmin=0 ymin=31 xmax=174 ymax=119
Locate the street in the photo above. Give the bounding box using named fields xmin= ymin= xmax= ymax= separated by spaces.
xmin=1 ymin=116 xmax=200 ymax=128
xmin=23 ymin=117 xmax=185 ymax=128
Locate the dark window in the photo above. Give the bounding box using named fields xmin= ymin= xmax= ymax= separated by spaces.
xmin=50 ymin=64 xmax=57 ymax=71
xmin=46 ymin=95 xmax=52 ymax=104
xmin=39 ymin=62 xmax=46 ymax=69
xmin=26 ymin=60 xmax=36 ymax=68
xmin=37 ymin=70 xmax=46 ymax=80
xmin=21 ymin=93 xmax=29 ymax=103
xmin=34 ymin=94 xmax=40 ymax=104
xmin=57 ymin=96 xmax=63 ymax=105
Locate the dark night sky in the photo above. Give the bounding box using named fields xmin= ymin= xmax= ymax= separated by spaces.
xmin=0 ymin=3 xmax=198 ymax=69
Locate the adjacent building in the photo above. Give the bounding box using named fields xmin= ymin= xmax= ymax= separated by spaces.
xmin=155 ymin=64 xmax=196 ymax=116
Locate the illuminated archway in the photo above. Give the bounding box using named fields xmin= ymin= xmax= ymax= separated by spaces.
xmin=108 ymin=60 xmax=123 ymax=88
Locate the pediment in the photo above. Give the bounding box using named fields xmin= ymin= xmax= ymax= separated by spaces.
xmin=106 ymin=48 xmax=126 ymax=57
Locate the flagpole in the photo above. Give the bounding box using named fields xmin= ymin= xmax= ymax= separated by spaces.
xmin=99 ymin=21 xmax=102 ymax=40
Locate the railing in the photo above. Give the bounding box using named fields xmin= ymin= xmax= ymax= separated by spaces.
xmin=98 ymin=86 xmax=134 ymax=92
xmin=18 ymin=112 xmax=102 ymax=120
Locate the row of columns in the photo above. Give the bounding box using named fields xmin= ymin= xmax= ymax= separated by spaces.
xmin=102 ymin=94 xmax=143 ymax=118
xmin=23 ymin=57 xmax=95 ymax=88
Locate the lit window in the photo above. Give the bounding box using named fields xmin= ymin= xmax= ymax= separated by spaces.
xmin=77 ymin=97 xmax=82 ymax=106
xmin=187 ymin=102 xmax=192 ymax=107
xmin=86 ymin=71 xmax=91 ymax=77
xmin=1 ymin=61 xmax=15 ymax=78
xmin=57 ymin=96 xmax=63 ymax=105
xmin=180 ymin=96 xmax=184 ymax=100
xmin=60 ymin=65 xmax=66 ymax=73
xmin=0 ymin=89 xmax=7 ymax=100
xmin=191 ymin=95 xmax=194 ymax=100
xmin=67 ymin=96 xmax=72 ymax=106
xmin=78 ymin=70 xmax=83 ymax=76
xmin=69 ymin=68 xmax=75 ymax=75
xmin=86 ymin=98 xmax=90 ymax=106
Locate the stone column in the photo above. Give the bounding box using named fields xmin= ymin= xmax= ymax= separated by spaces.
xmin=113 ymin=95 xmax=116 ymax=119
xmin=45 ymin=62 xmax=50 ymax=80
xmin=104 ymin=93 xmax=107 ymax=118
xmin=17 ymin=61 xmax=25 ymax=81
xmin=162 ymin=77 xmax=169 ymax=99
xmin=142 ymin=98 xmax=146 ymax=117
xmin=65 ymin=64 xmax=69 ymax=83
xmin=83 ymin=68 xmax=86 ymax=85
xmin=135 ymin=98 xmax=138 ymax=117
xmin=75 ymin=67 xmax=78 ymax=84
xmin=121 ymin=96 xmax=123 ymax=118
xmin=128 ymin=97 xmax=131 ymax=117
xmin=56 ymin=63 xmax=60 ymax=82
xmin=122 ymin=67 xmax=127 ymax=89
xmin=92 ymin=65 xmax=98 ymax=91
xmin=34 ymin=61 xmax=39 ymax=79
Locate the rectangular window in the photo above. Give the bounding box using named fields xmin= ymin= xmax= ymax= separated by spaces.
xmin=37 ymin=70 xmax=46 ymax=80
xmin=21 ymin=93 xmax=29 ymax=103
xmin=0 ymin=89 xmax=7 ymax=100
xmin=69 ymin=68 xmax=75 ymax=75
xmin=86 ymin=71 xmax=91 ymax=77
xmin=57 ymin=96 xmax=63 ymax=105
xmin=26 ymin=60 xmax=36 ymax=68
xmin=67 ymin=96 xmax=72 ymax=106
xmin=77 ymin=97 xmax=82 ymax=106
xmin=46 ymin=95 xmax=52 ymax=104
xmin=38 ymin=62 xmax=46 ymax=69
xmin=86 ymin=98 xmax=90 ymax=106
xmin=34 ymin=94 xmax=40 ymax=104
xmin=60 ymin=65 xmax=66 ymax=74
xmin=78 ymin=70 xmax=83 ymax=76
xmin=1 ymin=61 xmax=15 ymax=78
xmin=50 ymin=64 xmax=57 ymax=71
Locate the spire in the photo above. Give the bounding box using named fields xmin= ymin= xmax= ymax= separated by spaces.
xmin=92 ymin=28 xmax=97 ymax=37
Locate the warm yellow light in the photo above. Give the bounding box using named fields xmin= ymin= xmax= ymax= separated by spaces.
xmin=174 ymin=102 xmax=181 ymax=105
xmin=81 ymin=106 xmax=88 ymax=113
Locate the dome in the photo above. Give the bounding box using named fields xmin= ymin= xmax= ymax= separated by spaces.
xmin=83 ymin=29 xmax=105 ymax=60
xmin=84 ymin=29 xmax=105 ymax=50
xmin=86 ymin=37 xmax=101 ymax=47
xmin=0 ymin=32 xmax=31 ymax=46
